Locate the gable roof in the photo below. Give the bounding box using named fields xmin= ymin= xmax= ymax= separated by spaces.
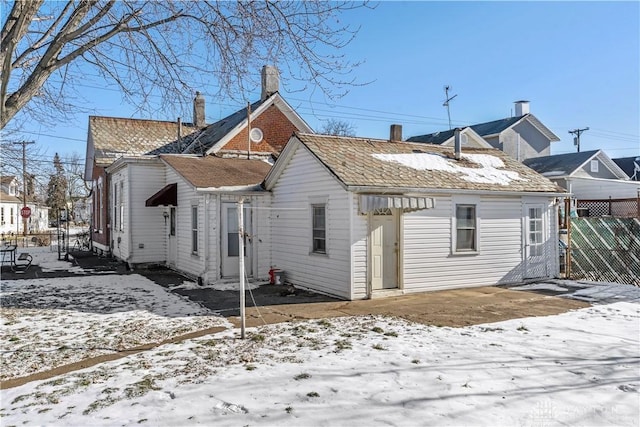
xmin=0 ymin=189 xmax=21 ymax=203
xmin=404 ymin=127 xmax=491 ymax=148
xmin=87 ymin=116 xmax=198 ymax=166
xmin=0 ymin=176 xmax=17 ymax=185
xmin=612 ymin=156 xmax=640 ymax=181
xmin=408 ymin=114 xmax=560 ymax=145
xmin=523 ymin=150 xmax=629 ymax=179
xmin=178 ymin=93 xmax=313 ymax=156
xmin=160 ymin=155 xmax=272 ymax=189
xmin=266 ymin=133 xmax=563 ymax=194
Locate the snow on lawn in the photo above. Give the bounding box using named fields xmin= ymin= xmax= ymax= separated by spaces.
xmin=1 ymin=274 xmax=231 ymax=381
xmin=2 ymin=300 xmax=638 ymax=426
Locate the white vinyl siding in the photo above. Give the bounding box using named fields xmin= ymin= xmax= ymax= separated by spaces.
xmin=271 ymin=145 xmax=352 ymax=299
xmin=402 ymin=195 xmax=555 ymax=293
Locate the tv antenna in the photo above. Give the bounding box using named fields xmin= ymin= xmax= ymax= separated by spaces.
xmin=443 ymin=85 xmax=457 ymax=130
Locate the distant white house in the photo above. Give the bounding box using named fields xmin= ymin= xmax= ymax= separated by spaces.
xmin=408 ymin=101 xmax=560 ymax=162
xmin=523 ymin=150 xmax=640 ymax=200
xmin=0 ymin=175 xmax=49 ymax=235
xmin=263 ymin=131 xmax=566 ymax=300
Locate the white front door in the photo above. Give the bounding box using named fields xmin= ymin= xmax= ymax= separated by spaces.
xmin=370 ymin=209 xmax=398 ymax=290
xmin=221 ymin=203 xmax=252 ymax=277
xmin=168 ymin=207 xmax=177 ymax=267
xmin=524 ymin=204 xmax=547 ymax=279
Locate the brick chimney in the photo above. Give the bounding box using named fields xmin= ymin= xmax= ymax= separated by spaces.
xmin=261 ymin=65 xmax=279 ymax=101
xmin=514 ymin=100 xmax=530 ymax=116
xmin=193 ymin=91 xmax=205 ymax=128
xmin=389 ymin=124 xmax=402 ymax=142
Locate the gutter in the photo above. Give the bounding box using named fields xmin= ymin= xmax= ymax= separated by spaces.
xmin=347 ymin=186 xmax=569 ymax=198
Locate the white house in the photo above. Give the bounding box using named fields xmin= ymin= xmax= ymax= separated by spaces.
xmin=523 ymin=150 xmax=640 ymax=200
xmin=0 ymin=175 xmax=49 ymax=235
xmin=106 ymin=155 xmax=273 ymax=283
xmin=408 ymin=101 xmax=560 ymax=162
xmin=263 ymin=132 xmax=566 ymax=300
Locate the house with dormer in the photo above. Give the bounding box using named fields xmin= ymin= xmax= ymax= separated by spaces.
xmin=408 ymin=101 xmax=560 ymax=162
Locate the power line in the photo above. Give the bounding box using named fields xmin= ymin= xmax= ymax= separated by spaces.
xmin=568 ymin=127 xmax=589 ymax=153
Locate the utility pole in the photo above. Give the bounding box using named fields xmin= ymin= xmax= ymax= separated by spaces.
xmin=568 ymin=127 xmax=589 ymax=153
xmin=443 ymin=85 xmax=457 ymax=130
xmin=12 ymin=141 xmax=34 ymax=236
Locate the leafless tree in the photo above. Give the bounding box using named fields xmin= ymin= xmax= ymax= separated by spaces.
xmin=320 ymin=118 xmax=356 ymax=137
xmin=1 ymin=1 xmax=371 ymax=129
xmin=63 ymin=152 xmax=89 ymax=220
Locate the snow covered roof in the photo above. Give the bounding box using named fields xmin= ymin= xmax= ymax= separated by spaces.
xmin=270 ymin=133 xmax=564 ymax=194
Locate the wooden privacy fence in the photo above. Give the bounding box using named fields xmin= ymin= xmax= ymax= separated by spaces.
xmin=569 ymin=217 xmax=640 ymax=286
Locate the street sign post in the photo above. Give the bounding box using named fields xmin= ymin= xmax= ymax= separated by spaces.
xmin=20 ymin=206 xmax=31 ymax=219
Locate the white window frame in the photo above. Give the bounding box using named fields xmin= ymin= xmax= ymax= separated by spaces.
xmin=311 ymin=203 xmax=327 ymax=254
xmin=590 ymin=160 xmax=599 ymax=173
xmin=452 ymin=197 xmax=480 ymax=255
xmin=191 ymin=205 xmax=198 ymax=255
xmin=119 ymin=182 xmax=124 ymax=232
xmin=10 ymin=207 xmax=14 ymax=225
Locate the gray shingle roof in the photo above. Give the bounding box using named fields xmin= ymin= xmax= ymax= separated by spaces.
xmin=408 ymin=116 xmax=526 ymax=144
xmin=612 ymin=156 xmax=640 ymax=181
xmin=89 ymin=116 xmax=198 ymax=165
xmin=177 ymin=99 xmax=265 ymax=155
xmin=523 ymin=150 xmax=599 ymax=177
xmin=294 ymin=133 xmax=562 ymax=193
xmin=408 ymin=114 xmax=559 ymax=144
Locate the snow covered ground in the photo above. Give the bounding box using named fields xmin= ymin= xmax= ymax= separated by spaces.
xmin=1 ymin=249 xmax=639 ymax=426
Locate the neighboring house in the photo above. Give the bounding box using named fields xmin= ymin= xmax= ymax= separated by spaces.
xmin=523 ymin=150 xmax=639 ymax=200
xmin=408 ymin=101 xmax=560 ymax=162
xmin=612 ymin=156 xmax=640 ymax=181
xmin=263 ymin=130 xmax=565 ymax=300
xmin=0 ymin=176 xmax=48 ymax=234
xmin=0 ymin=176 xmax=21 ymax=234
xmin=106 ymin=155 xmax=272 ymax=282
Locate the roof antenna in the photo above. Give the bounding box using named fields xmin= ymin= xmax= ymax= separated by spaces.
xmin=443 ymin=85 xmax=457 ymax=130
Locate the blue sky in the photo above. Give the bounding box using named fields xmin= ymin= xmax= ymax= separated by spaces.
xmin=9 ymin=1 xmax=640 ymax=166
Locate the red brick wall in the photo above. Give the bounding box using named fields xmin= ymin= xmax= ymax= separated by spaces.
xmin=222 ymin=105 xmax=298 ymax=154
xmin=90 ymin=165 xmax=109 ymax=250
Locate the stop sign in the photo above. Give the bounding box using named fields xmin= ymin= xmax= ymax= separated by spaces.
xmin=20 ymin=206 xmax=31 ymax=219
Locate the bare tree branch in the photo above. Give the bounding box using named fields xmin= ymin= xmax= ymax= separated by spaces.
xmin=1 ymin=0 xmax=372 ymax=129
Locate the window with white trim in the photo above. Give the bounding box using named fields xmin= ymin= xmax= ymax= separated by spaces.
xmin=113 ymin=184 xmax=118 ymax=231
xmin=312 ymin=204 xmax=326 ymax=254
xmin=191 ymin=206 xmax=198 ymax=254
xmin=10 ymin=207 xmax=14 ymax=225
xmin=454 ymin=204 xmax=477 ymax=252
xmin=590 ymin=160 xmax=599 ymax=173
xmin=119 ymin=182 xmax=124 ymax=231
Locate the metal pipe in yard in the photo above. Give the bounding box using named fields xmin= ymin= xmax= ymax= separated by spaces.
xmin=566 ymin=198 xmax=572 ymax=279
xmin=238 ymin=198 xmax=246 ymax=339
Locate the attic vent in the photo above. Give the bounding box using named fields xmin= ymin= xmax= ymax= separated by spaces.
xmin=250 ymin=128 xmax=264 ymax=143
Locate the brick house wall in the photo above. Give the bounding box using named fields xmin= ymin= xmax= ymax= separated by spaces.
xmin=222 ymin=104 xmax=299 ymax=154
